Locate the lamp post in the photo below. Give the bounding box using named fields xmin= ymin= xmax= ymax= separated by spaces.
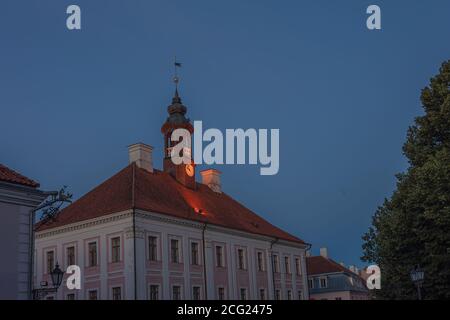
xmin=32 ymin=263 xmax=65 ymax=300
xmin=410 ymin=265 xmax=424 ymax=300
xmin=30 ymin=187 xmax=72 ymax=300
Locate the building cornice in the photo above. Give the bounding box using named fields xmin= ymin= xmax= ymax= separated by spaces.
xmin=0 ymin=181 xmax=47 ymax=207
xmin=36 ymin=208 xmax=307 ymax=250
xmin=35 ymin=210 xmax=133 ymax=239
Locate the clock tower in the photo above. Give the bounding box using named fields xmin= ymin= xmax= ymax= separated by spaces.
xmin=161 ymin=87 xmax=196 ymax=189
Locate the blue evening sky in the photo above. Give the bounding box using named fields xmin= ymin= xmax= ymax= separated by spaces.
xmin=1 ymin=1 xmax=449 ymax=267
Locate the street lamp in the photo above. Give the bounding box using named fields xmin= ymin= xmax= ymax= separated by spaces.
xmin=410 ymin=265 xmax=424 ymax=300
xmin=50 ymin=263 xmax=64 ymax=289
xmin=33 ymin=263 xmax=65 ymax=300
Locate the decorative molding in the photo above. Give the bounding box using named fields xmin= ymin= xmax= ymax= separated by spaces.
xmin=36 ymin=208 xmax=306 ymax=250
xmin=36 ymin=211 xmax=133 ymax=239
xmin=124 ymin=226 xmax=145 ymax=239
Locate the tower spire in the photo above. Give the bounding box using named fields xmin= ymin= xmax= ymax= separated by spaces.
xmin=173 ymin=56 xmax=182 ymax=100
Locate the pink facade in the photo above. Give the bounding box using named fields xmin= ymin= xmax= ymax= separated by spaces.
xmin=35 ymin=210 xmax=309 ymax=300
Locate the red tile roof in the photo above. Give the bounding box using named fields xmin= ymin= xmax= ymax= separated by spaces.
xmin=0 ymin=163 xmax=39 ymax=188
xmin=306 ymin=256 xmax=351 ymax=275
xmin=36 ymin=164 xmax=304 ymax=244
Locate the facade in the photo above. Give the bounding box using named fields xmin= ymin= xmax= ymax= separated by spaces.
xmin=306 ymin=248 xmax=369 ymax=300
xmin=0 ymin=164 xmax=46 ymax=299
xmin=35 ymin=89 xmax=310 ymax=300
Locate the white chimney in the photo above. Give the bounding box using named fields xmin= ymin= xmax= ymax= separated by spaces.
xmin=200 ymin=169 xmax=222 ymax=193
xmin=320 ymin=247 xmax=328 ymax=258
xmin=349 ymin=265 xmax=356 ymax=273
xmin=306 ymin=250 xmax=311 ymax=257
xmin=128 ymin=143 xmax=153 ymax=173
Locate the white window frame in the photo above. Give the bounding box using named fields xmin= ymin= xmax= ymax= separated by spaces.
xmin=148 ymin=284 xmax=161 ymax=300
xmin=319 ymin=276 xmax=328 ymax=288
xmin=256 ymin=251 xmax=265 ymax=272
xmin=190 ymin=240 xmax=201 ymax=266
xmin=308 ymin=278 xmax=314 ymax=289
xmin=284 ymin=255 xmax=291 ymax=274
xmin=215 ymin=245 xmax=225 ymax=267
xmin=192 ymin=285 xmax=202 ymax=300
xmin=169 ymin=236 xmax=183 ymax=264
xmin=272 ymin=254 xmax=280 ymax=273
xmin=87 ymin=288 xmax=99 ymax=300
xmin=110 ymin=285 xmax=123 ymax=300
xmin=217 ymin=286 xmax=226 ymax=300
xmin=239 ymin=287 xmax=248 ymax=300
xmin=171 ymin=284 xmax=183 ymax=300
xmin=259 ymin=288 xmax=266 ymax=300
xmin=147 ymin=233 xmax=160 ymax=262
xmin=109 ymin=235 xmax=122 ymax=263
xmin=86 ymin=240 xmax=99 ymax=267
xmin=237 ymin=247 xmax=247 ymax=270
xmin=44 ymin=249 xmax=55 ymax=274
xmin=295 ymin=257 xmax=302 ymax=276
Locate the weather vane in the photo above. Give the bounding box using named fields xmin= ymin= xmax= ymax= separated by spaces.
xmin=173 ymin=56 xmax=182 ymax=89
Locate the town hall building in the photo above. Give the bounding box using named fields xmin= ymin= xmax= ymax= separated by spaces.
xmin=34 ymin=88 xmax=309 ymax=300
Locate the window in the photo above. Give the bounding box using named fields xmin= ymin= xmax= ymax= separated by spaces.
xmin=284 ymin=256 xmax=291 ymax=274
xmin=320 ymin=277 xmax=328 ymax=288
xmin=287 ymin=290 xmax=292 ymax=300
xmin=257 ymin=251 xmax=264 ymax=271
xmin=66 ymin=293 xmax=75 ymax=300
xmin=298 ymin=290 xmax=303 ymax=300
xmin=171 ymin=239 xmax=180 ymax=263
xmin=335 ymin=297 xmax=342 ymax=300
xmin=88 ymin=290 xmax=98 ymax=300
xmin=308 ymin=278 xmax=314 ymax=289
xmin=148 ymin=236 xmax=158 ymax=261
xmin=149 ymin=285 xmax=159 ymax=300
xmin=272 ymin=255 xmax=279 ymax=273
xmin=275 ymin=289 xmax=281 ymax=300
xmin=111 ymin=237 xmax=121 ymax=263
xmin=172 ymin=286 xmax=181 ymax=300
xmin=192 ymin=286 xmax=201 ymax=300
xmin=240 ymin=288 xmax=247 ymax=300
xmin=88 ymin=242 xmax=97 ymax=267
xmin=191 ymin=242 xmax=199 ymax=265
xmin=112 ymin=287 xmax=121 ymax=300
xmin=218 ymin=287 xmax=225 ymax=300
xmin=46 ymin=251 xmax=54 ymax=273
xmin=295 ymin=258 xmax=301 ymax=276
xmin=66 ymin=246 xmax=75 ymax=266
xmin=259 ymin=289 xmax=266 ymax=300
xmin=215 ymin=246 xmax=224 ymax=267
xmin=237 ymin=249 xmax=245 ymax=270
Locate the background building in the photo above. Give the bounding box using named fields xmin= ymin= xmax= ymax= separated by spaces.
xmin=35 ymin=90 xmax=310 ymax=300
xmin=0 ymin=164 xmax=46 ymax=299
xmin=306 ymin=248 xmax=369 ymax=300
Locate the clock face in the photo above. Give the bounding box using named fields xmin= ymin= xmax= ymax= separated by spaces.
xmin=185 ymin=164 xmax=194 ymax=177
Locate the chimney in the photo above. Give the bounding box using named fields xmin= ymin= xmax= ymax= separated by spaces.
xmin=306 ymin=250 xmax=311 ymax=257
xmin=349 ymin=265 xmax=356 ymax=273
xmin=200 ymin=169 xmax=222 ymax=193
xmin=319 ymin=247 xmax=328 ymax=258
xmin=128 ymin=143 xmax=153 ymax=173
